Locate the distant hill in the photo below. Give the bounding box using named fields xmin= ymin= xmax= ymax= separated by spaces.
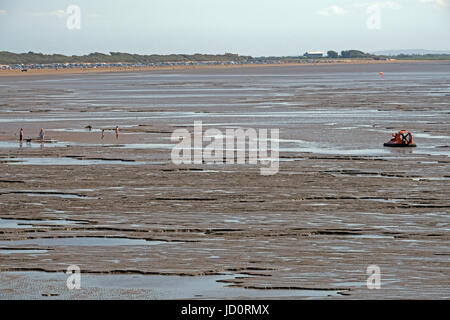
xmin=372 ymin=49 xmax=450 ymax=56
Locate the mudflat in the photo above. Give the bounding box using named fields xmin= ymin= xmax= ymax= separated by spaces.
xmin=0 ymin=62 xmax=449 ymax=299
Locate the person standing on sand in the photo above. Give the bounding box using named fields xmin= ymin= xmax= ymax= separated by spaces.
xmin=39 ymin=128 xmax=45 ymax=141
xmin=101 ymin=129 xmax=105 ymax=140
xmin=115 ymin=126 xmax=119 ymax=139
xmin=19 ymin=128 xmax=24 ymax=142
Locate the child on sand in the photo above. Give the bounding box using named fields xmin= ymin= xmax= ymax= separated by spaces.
xmin=39 ymin=128 xmax=45 ymax=141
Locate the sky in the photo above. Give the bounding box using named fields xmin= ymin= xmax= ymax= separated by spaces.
xmin=0 ymin=0 xmax=449 ymax=56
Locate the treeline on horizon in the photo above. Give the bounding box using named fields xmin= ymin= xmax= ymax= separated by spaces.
xmin=0 ymin=50 xmax=449 ymax=65
xmin=325 ymin=50 xmax=450 ymax=60
xmin=0 ymin=51 xmax=252 ymax=65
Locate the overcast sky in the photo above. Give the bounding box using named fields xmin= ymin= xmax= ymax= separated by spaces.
xmin=0 ymin=0 xmax=449 ymax=56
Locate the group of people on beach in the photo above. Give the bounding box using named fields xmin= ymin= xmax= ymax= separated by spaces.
xmin=19 ymin=128 xmax=45 ymax=142
xmin=18 ymin=126 xmax=120 ymax=142
xmin=101 ymin=126 xmax=120 ymax=139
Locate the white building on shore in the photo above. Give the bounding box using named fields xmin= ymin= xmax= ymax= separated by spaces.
xmin=304 ymin=51 xmax=323 ymax=58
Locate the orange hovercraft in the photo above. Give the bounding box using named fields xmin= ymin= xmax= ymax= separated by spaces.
xmin=384 ymin=130 xmax=416 ymax=148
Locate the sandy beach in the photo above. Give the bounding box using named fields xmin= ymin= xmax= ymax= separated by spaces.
xmin=0 ymin=61 xmax=449 ymax=299
xmin=0 ymin=59 xmax=425 ymax=77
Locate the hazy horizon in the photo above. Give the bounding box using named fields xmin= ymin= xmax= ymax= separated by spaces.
xmin=1 ymin=0 xmax=449 ymax=56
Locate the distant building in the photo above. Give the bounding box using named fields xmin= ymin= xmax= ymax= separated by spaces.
xmin=304 ymin=51 xmax=323 ymax=58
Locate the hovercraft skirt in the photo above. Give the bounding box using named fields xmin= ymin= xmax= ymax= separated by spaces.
xmin=384 ymin=142 xmax=416 ymax=148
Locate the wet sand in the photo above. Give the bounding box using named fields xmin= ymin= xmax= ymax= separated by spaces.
xmin=0 ymin=62 xmax=449 ymax=299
